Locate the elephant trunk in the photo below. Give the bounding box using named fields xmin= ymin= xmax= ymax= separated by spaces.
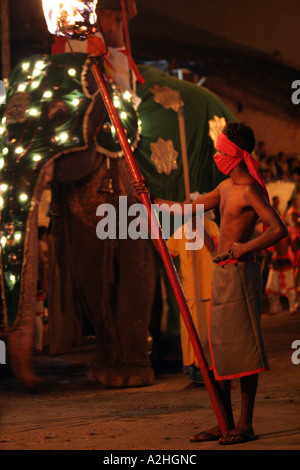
xmin=8 ymin=322 xmax=41 ymax=389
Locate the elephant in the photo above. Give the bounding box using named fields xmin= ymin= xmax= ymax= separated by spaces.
xmin=0 ymin=50 xmax=236 ymax=389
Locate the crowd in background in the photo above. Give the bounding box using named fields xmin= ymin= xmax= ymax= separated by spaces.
xmin=256 ymin=141 xmax=300 ymax=189
xmin=254 ymin=141 xmax=300 ymax=313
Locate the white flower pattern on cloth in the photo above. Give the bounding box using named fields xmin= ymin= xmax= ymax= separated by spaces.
xmin=150 ymin=138 xmax=178 ymax=175
xmin=208 ymin=115 xmax=226 ymax=147
xmin=150 ymin=84 xmax=184 ymax=112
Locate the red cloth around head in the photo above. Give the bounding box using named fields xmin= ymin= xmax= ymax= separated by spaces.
xmin=214 ymin=132 xmax=269 ymax=203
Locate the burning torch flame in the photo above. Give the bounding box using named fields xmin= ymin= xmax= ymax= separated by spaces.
xmin=42 ymin=0 xmax=97 ymax=39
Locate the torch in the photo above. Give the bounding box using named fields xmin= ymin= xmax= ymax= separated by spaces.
xmin=42 ymin=0 xmax=230 ymax=435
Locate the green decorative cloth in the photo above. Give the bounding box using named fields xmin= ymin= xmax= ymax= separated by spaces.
xmin=0 ymin=53 xmax=139 ymax=327
xmin=135 ymin=64 xmax=237 ymax=202
xmin=135 ymin=65 xmax=236 ymax=338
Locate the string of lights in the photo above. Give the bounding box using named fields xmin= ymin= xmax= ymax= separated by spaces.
xmin=0 ymin=51 xmax=141 ymax=326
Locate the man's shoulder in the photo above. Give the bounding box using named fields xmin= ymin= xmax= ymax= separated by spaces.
xmin=242 ymin=181 xmax=264 ymax=197
xmin=217 ymin=178 xmax=231 ymax=190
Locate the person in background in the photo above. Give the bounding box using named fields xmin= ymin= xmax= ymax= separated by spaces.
xmin=287 ymin=208 xmax=300 ymax=305
xmin=265 ymin=229 xmax=299 ymax=314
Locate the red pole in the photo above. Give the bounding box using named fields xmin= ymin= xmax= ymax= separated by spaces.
xmin=120 ymin=0 xmax=132 ymax=62
xmin=91 ymin=62 xmax=230 ymax=435
xmin=120 ymin=0 xmax=134 ymax=95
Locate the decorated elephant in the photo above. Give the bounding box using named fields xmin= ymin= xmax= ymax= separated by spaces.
xmin=0 ymin=50 xmax=159 ymax=388
xmin=0 ymin=48 xmax=235 ymax=389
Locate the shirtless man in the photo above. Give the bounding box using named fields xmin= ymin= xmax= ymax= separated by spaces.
xmin=134 ymin=122 xmax=287 ymax=445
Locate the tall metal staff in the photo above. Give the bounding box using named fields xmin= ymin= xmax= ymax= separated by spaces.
xmin=42 ymin=0 xmax=230 ymax=435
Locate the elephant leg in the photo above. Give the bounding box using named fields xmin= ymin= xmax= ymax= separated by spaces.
xmin=9 ymin=323 xmax=41 ymax=389
xmin=8 ymin=209 xmax=41 ymax=389
xmin=114 ymin=237 xmax=158 ymax=387
xmin=65 ymin=208 xmax=122 ymax=384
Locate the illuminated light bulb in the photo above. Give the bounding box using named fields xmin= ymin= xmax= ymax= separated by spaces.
xmin=0 ymin=95 xmax=5 ymax=105
xmin=0 ymin=183 xmax=8 ymax=192
xmin=123 ymin=91 xmax=132 ymax=101
xmin=18 ymin=84 xmax=27 ymax=92
xmin=113 ymin=98 xmax=121 ymax=109
xmin=35 ymin=60 xmax=44 ymax=69
xmin=15 ymin=147 xmax=24 ymax=154
xmin=32 ymin=81 xmax=39 ymax=89
xmin=22 ymin=62 xmax=30 ymax=71
xmin=120 ymin=112 xmax=127 ymax=119
xmin=32 ymin=69 xmax=41 ymax=78
xmin=111 ymin=125 xmax=116 ymax=135
xmin=68 ymin=68 xmax=76 ymax=77
xmin=72 ymin=98 xmax=80 ymax=106
xmin=0 ymin=126 xmax=5 ymax=135
xmin=0 ymin=197 xmax=4 ymax=208
xmin=2 ymin=117 xmax=6 ymax=125
xmin=59 ymin=132 xmax=69 ymax=143
xmin=28 ymin=108 xmax=39 ymax=116
xmin=1 ymin=236 xmax=6 ymax=247
xmin=10 ymin=274 xmax=16 ymax=282
xmin=138 ymin=119 xmax=142 ymax=126
xmin=14 ymin=233 xmax=22 ymax=241
xmin=19 ymin=193 xmax=28 ymax=202
xmin=0 ymin=158 xmax=4 ymax=169
xmin=2 ymin=147 xmax=9 ymax=155
xmin=33 ymin=154 xmax=42 ymax=162
xmin=43 ymin=90 xmax=53 ymax=98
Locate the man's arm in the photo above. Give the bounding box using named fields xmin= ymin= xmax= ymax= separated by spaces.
xmin=154 ymin=188 xmax=221 ymax=215
xmin=133 ymin=180 xmax=222 ymax=216
xmin=231 ymin=184 xmax=288 ymax=257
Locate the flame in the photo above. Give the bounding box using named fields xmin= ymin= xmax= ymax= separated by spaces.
xmin=42 ymin=0 xmax=97 ymax=39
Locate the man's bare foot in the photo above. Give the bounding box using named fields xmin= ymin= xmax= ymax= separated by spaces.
xmin=190 ymin=425 xmax=222 ymax=442
xmin=218 ymin=426 xmax=257 ymax=445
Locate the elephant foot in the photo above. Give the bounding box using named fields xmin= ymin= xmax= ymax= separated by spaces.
xmin=87 ymin=363 xmax=155 ymax=388
xmin=8 ymin=330 xmax=42 ymax=390
xmin=17 ymin=370 xmax=42 ymax=390
xmin=125 ymin=365 xmax=155 ymax=387
xmin=87 ymin=365 xmax=125 ymax=388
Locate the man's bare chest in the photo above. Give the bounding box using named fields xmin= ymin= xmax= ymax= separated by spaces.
xmin=219 ymin=184 xmax=251 ymax=220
